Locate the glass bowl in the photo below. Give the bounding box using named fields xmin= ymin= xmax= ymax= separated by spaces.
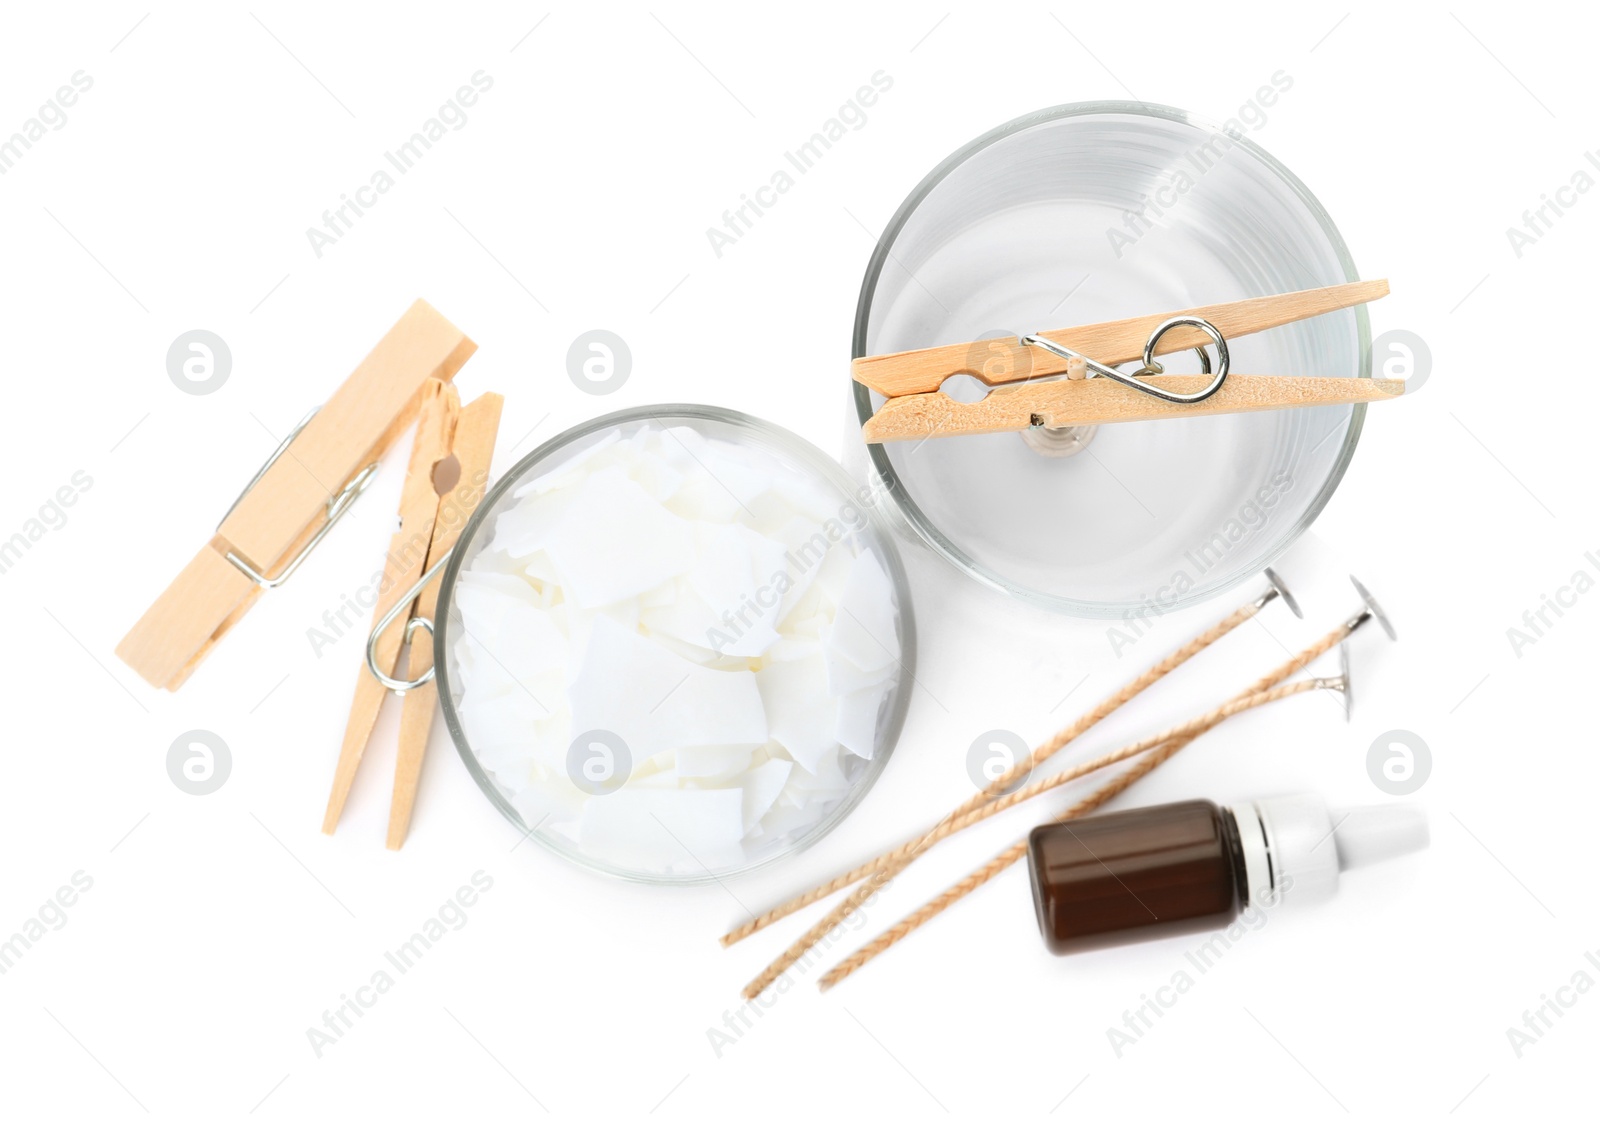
xmin=434 ymin=405 xmax=915 ymax=884
xmin=852 ymin=101 xmax=1371 ymax=616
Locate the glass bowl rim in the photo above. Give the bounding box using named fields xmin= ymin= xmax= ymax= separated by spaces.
xmin=433 ymin=402 xmax=918 ymax=885
xmin=849 ymin=98 xmax=1372 ymax=617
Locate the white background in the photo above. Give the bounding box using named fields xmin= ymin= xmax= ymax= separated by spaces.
xmin=0 ymin=2 xmax=1592 ymax=1123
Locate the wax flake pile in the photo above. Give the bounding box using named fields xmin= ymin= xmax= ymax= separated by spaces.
xmin=450 ymin=423 xmax=901 ymax=876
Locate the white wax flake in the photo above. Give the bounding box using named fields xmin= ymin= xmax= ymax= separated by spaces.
xmin=825 ymin=550 xmax=898 ymax=673
xmin=507 ymin=778 xmax=585 ymax=830
xmin=754 ymin=798 xmax=827 ymax=843
xmin=685 ymin=523 xmax=789 ymax=657
xmin=452 ymin=421 xmax=902 ymax=877
xmin=766 ymin=634 xmax=822 ymax=662
xmin=835 ymin=684 xmax=888 ymax=761
xmin=544 ymin=466 xmax=698 ymax=607
xmin=674 ymin=744 xmax=755 ymax=781
xmin=510 ymin=430 xmax=621 ymax=499
xmin=774 ymin=474 xmax=845 ymax=523
xmin=451 ymin=577 xmax=530 ymax=633
xmin=569 ymin=616 xmax=766 ymax=761
xmin=520 ymin=551 xmax=563 ymax=587
xmin=636 ymin=576 xmax=724 ymax=654
xmin=461 ymin=690 xmax=552 ymax=753
xmin=766 ymin=516 xmax=827 ymax=619
xmin=487 ymin=484 xmax=579 ymax=559
xmin=756 ymin=655 xmax=838 ymax=773
xmin=742 ymin=757 xmax=793 ymax=831
xmin=453 ymin=635 xmax=524 ymax=701
xmin=631 ymin=449 xmax=686 ymax=502
xmin=455 ymin=580 xmax=567 ymax=675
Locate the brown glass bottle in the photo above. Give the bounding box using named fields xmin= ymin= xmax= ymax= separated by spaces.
xmin=1027 ymin=799 xmax=1248 ymax=955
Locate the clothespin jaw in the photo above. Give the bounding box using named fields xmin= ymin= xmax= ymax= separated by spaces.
xmin=862 ymin=372 xmax=1406 ymax=442
xmin=116 ymin=300 xmax=476 ymax=690
xmin=318 ymin=383 xmax=504 ymax=847
xmin=387 ymin=391 xmax=504 ymax=850
xmin=322 ymin=378 xmax=461 ymax=835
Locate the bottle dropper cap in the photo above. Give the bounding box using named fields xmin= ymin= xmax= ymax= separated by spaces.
xmin=1330 ymin=803 xmax=1430 ymax=871
xmin=1234 ymin=794 xmax=1428 ymax=908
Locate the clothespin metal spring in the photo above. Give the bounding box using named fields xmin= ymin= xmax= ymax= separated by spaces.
xmin=217 ymin=407 xmax=381 ymax=589
xmin=1021 ymin=315 xmax=1231 ymax=406
xmin=365 ymin=548 xmax=455 ymax=693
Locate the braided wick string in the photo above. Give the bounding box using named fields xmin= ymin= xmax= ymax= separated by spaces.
xmin=720 ymin=600 xmax=1262 ymax=950
xmin=816 ymin=621 xmax=1353 ymax=991
xmin=738 ymin=675 xmax=1316 ymax=999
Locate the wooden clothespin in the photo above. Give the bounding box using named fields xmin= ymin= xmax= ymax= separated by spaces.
xmin=116 ymin=300 xmax=476 ymax=690
xmin=855 ymin=280 xmax=1404 ymax=442
xmin=320 ymin=381 xmax=503 ymax=850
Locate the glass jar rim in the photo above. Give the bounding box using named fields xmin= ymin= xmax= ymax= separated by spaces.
xmin=850 ymin=99 xmax=1372 ymax=617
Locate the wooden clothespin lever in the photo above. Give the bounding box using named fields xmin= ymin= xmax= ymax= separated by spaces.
xmin=116 ymin=300 xmax=477 ymax=690
xmin=320 ymin=382 xmax=503 ymax=850
xmin=854 ymin=280 xmax=1402 ymax=443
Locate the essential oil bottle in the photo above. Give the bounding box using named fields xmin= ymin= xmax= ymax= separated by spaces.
xmin=1025 ymin=794 xmax=1427 ymax=955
